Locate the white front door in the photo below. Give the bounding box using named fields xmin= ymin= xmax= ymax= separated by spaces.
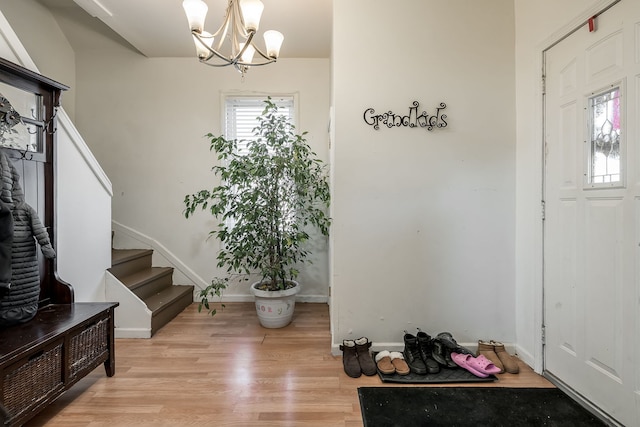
xmin=543 ymin=2 xmax=639 ymax=426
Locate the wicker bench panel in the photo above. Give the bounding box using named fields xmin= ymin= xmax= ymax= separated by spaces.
xmin=69 ymin=317 xmax=109 ymax=382
xmin=2 ymin=342 xmax=64 ymax=422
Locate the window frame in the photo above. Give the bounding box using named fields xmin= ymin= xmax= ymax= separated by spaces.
xmin=221 ymin=93 xmax=299 ymax=146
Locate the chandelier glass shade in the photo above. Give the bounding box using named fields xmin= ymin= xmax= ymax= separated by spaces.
xmin=182 ymin=0 xmax=284 ymax=74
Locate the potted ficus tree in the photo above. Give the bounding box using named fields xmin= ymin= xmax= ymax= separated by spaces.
xmin=184 ymin=98 xmax=331 ymax=328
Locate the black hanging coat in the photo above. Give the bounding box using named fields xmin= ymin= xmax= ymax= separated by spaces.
xmin=0 ymin=152 xmax=55 ymax=327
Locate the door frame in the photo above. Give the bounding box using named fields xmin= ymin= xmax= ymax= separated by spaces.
xmin=537 ymin=0 xmax=623 ymax=424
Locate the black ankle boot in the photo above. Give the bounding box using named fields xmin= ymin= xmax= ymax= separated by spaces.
xmin=416 ymin=328 xmax=440 ymax=374
xmin=403 ymin=331 xmax=427 ymax=374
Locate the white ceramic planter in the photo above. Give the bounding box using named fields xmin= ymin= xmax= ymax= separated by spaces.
xmin=250 ymin=280 xmax=300 ymax=328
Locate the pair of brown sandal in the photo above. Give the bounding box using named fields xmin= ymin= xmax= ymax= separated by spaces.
xmin=374 ymin=350 xmax=410 ymax=375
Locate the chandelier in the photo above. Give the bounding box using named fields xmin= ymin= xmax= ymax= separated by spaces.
xmin=182 ymin=0 xmax=284 ymax=75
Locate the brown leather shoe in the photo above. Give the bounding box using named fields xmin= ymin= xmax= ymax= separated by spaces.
xmin=340 ymin=340 xmax=361 ymax=378
xmin=476 ymin=340 xmax=504 ymax=373
xmin=492 ymin=341 xmax=519 ymax=374
xmin=355 ymin=337 xmax=377 ymax=376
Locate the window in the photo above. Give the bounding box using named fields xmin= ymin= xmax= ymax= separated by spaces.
xmin=222 ymin=95 xmax=296 ymax=230
xmin=224 ymin=95 xmax=295 ymax=150
xmin=587 ymin=86 xmax=622 ymax=186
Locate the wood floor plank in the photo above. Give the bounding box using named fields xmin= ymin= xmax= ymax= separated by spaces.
xmin=25 ymin=302 xmax=553 ymax=426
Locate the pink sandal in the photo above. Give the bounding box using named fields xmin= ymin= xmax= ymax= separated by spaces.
xmin=451 ymin=352 xmax=488 ymax=378
xmin=467 ymin=354 xmax=502 ymax=375
xmin=451 ymin=353 xmax=501 ymax=377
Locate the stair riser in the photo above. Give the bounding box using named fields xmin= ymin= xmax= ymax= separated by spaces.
xmin=110 ymin=253 xmax=153 ymax=278
xmin=130 ymin=273 xmax=174 ymax=300
xmin=151 ymin=291 xmax=193 ymax=335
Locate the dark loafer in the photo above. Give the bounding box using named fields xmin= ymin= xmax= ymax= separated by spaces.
xmin=432 ymin=338 xmax=450 ymax=367
xmin=436 ymin=332 xmax=474 ymax=362
xmin=436 ymin=332 xmax=459 ymax=348
xmin=453 ymin=345 xmax=474 ymax=356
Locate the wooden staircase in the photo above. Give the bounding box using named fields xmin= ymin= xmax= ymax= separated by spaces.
xmin=109 ymin=248 xmax=194 ymax=336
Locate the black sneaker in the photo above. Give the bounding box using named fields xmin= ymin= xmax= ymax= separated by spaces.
xmin=403 ymin=331 xmax=427 ymax=374
xmin=416 ymin=328 xmax=440 ymax=374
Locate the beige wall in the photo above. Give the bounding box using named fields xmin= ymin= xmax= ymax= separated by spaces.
xmin=0 ymin=0 xmax=77 ymax=119
xmin=331 ymin=0 xmax=516 ymax=351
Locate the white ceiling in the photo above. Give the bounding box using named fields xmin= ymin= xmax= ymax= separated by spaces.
xmin=38 ymin=0 xmax=332 ymax=59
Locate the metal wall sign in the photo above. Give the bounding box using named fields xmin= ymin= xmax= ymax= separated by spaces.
xmin=363 ymin=101 xmax=448 ymax=131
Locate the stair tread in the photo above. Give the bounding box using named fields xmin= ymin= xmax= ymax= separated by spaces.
xmin=110 ymin=243 xmax=194 ymax=336
xmin=117 ymin=266 xmax=173 ymax=288
xmin=145 ymin=285 xmax=194 ymax=313
xmin=111 ymin=248 xmax=153 ymax=265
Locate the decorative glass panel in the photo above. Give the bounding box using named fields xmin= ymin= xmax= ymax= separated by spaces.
xmin=588 ymin=87 xmax=621 ymax=185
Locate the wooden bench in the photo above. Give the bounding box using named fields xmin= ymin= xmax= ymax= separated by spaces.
xmin=0 ymin=302 xmax=118 ymax=426
xmin=0 ymin=58 xmax=118 ymax=426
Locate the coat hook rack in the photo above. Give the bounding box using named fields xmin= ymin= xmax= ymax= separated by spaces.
xmin=25 ymin=107 xmax=59 ymax=136
xmin=44 ymin=106 xmax=59 ymax=135
xmin=18 ymin=149 xmax=33 ymax=160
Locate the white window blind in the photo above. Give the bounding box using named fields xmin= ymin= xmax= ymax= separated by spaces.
xmin=222 ymin=95 xmax=296 ymax=231
xmin=224 ymin=96 xmax=295 ymax=152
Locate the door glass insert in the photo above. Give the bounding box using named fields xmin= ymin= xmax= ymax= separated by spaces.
xmin=588 ymin=87 xmax=621 ymax=185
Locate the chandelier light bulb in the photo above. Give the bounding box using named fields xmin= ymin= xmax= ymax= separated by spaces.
xmin=263 ymin=30 xmax=284 ymax=59
xmin=239 ymin=0 xmax=264 ymax=32
xmin=193 ymin=31 xmax=214 ymax=59
xmin=182 ymin=0 xmax=208 ymax=33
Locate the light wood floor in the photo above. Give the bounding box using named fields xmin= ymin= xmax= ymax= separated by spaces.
xmin=26 ymin=302 xmax=553 ymax=426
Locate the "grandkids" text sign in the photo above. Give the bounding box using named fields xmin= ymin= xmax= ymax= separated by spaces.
xmin=363 ymin=101 xmax=448 ymax=131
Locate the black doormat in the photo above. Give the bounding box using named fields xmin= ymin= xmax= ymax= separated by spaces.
xmin=358 ymin=387 xmax=607 ymax=426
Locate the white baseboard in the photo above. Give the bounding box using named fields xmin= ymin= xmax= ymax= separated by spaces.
xmin=218 ymin=294 xmax=328 ymax=303
xmin=115 ymin=327 xmax=152 ymax=339
xmin=514 ymin=344 xmax=535 ymax=372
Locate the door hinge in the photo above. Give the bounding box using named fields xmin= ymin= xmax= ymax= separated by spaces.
xmin=542 ymin=74 xmax=546 ymax=95
xmin=541 ymin=326 xmax=546 ymax=345
xmin=541 ymin=200 xmax=546 ymax=221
